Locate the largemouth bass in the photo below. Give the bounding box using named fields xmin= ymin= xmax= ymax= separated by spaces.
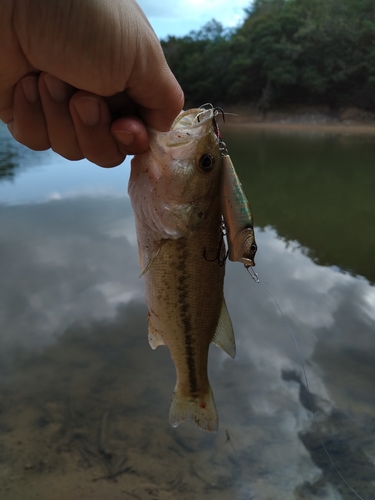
xmin=128 ymin=107 xmax=235 ymax=432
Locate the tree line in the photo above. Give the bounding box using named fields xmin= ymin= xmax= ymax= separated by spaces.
xmin=161 ymin=0 xmax=375 ymax=111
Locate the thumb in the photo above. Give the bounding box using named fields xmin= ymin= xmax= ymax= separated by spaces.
xmin=127 ymin=54 xmax=184 ymax=132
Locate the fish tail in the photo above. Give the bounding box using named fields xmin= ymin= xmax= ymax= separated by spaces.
xmin=169 ymin=385 xmax=218 ymax=432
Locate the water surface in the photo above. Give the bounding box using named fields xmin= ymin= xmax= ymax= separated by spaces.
xmin=0 ymin=123 xmax=374 ymax=500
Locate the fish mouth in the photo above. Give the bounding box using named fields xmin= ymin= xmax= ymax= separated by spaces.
xmin=172 ymin=107 xmax=215 ymax=131
xmin=149 ymin=107 xmax=217 ymax=152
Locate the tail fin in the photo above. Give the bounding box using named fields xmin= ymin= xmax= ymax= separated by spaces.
xmin=169 ymin=385 xmax=218 ymax=432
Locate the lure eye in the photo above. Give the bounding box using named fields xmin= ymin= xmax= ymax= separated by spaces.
xmin=199 ymin=153 xmax=215 ymax=172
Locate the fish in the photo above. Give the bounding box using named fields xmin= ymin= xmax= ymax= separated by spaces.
xmin=128 ymin=106 xmax=235 ymax=432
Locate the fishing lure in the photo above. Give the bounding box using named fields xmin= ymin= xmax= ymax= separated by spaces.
xmin=211 ymin=109 xmax=258 ymax=268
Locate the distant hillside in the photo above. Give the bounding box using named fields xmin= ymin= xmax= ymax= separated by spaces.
xmin=161 ymin=0 xmax=375 ymax=111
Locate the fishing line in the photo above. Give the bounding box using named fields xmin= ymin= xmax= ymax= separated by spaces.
xmin=245 ymin=266 xmax=365 ymax=500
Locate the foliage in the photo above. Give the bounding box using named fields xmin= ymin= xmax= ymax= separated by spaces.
xmin=161 ymin=0 xmax=375 ymax=109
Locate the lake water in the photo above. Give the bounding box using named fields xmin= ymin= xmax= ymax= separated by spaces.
xmin=0 ymin=122 xmax=374 ymax=500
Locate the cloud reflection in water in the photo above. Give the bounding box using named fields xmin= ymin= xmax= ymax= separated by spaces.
xmin=0 ymin=196 xmax=142 ymax=353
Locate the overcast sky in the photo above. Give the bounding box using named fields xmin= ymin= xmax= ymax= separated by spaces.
xmin=136 ymin=0 xmax=252 ymax=39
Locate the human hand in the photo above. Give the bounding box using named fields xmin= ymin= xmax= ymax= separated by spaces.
xmin=0 ymin=0 xmax=184 ymax=167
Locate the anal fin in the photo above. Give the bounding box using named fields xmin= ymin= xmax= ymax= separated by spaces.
xmin=212 ymin=300 xmax=236 ymax=358
xmin=147 ymin=313 xmax=164 ymax=349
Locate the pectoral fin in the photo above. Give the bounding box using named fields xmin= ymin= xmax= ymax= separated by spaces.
xmin=139 ymin=240 xmax=166 ymax=277
xmin=212 ymin=300 xmax=236 ymax=358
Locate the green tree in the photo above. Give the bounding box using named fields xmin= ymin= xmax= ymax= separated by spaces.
xmin=161 ymin=0 xmax=375 ymax=109
xmin=162 ymin=20 xmax=233 ymax=105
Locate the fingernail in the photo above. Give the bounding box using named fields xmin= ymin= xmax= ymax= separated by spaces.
xmin=22 ymin=76 xmax=39 ymax=103
xmin=74 ymin=96 xmax=100 ymax=126
xmin=112 ymin=130 xmax=135 ymax=147
xmin=44 ymin=74 xmax=68 ymax=102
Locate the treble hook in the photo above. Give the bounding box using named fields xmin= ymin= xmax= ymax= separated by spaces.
xmin=212 ymin=107 xmax=225 ymax=140
xmin=203 ymin=219 xmax=228 ymax=267
xmin=213 ymin=107 xmax=225 ymax=122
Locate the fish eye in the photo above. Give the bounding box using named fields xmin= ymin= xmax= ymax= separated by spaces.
xmin=251 ymin=243 xmax=257 ymax=254
xmin=198 ymin=153 xmax=215 ymax=172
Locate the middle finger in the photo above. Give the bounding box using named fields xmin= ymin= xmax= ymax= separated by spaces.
xmin=39 ymin=73 xmax=83 ymax=161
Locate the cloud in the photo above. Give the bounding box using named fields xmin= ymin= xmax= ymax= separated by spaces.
xmin=136 ymin=0 xmax=251 ymax=37
xmin=136 ymin=0 xmax=181 ymax=17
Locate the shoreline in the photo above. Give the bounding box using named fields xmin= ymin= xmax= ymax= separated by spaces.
xmin=221 ymin=105 xmax=375 ymax=135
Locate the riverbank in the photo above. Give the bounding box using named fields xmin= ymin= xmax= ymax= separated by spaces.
xmin=222 ymin=105 xmax=375 ymax=135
